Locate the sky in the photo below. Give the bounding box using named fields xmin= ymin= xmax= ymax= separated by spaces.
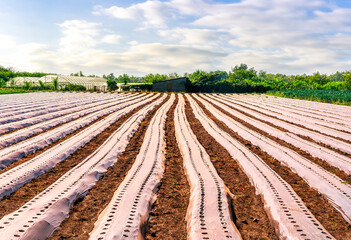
xmin=0 ymin=0 xmax=351 ymax=76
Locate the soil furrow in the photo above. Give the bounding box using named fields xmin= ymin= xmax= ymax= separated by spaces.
xmin=209 ymin=95 xmax=351 ymax=160
xmin=222 ymin=95 xmax=351 ymax=145
xmin=201 ymin=95 xmax=351 ymax=183
xmin=194 ymin=94 xmax=351 ymax=239
xmin=48 ymin=95 xmax=169 ymax=240
xmin=0 ymin=99 xmax=128 ymax=148
xmin=145 ymin=95 xmax=190 ymax=240
xmin=184 ymin=96 xmax=278 ymax=240
xmin=0 ymin=96 xmax=160 ymax=220
xmin=0 ymin=97 xmax=139 ymax=175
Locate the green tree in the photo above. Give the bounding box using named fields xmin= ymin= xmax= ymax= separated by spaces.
xmin=53 ymin=77 xmax=59 ymax=90
xmin=344 ymin=72 xmax=351 ymax=90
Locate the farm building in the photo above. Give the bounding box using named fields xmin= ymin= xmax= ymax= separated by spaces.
xmin=9 ymin=75 xmax=107 ymax=91
xmin=152 ymin=77 xmax=189 ymax=92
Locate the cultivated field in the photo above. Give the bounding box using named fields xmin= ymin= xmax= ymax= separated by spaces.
xmin=0 ymin=92 xmax=350 ymax=240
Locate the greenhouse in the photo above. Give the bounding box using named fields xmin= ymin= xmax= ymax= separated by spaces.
xmin=8 ymin=75 xmax=107 ymax=91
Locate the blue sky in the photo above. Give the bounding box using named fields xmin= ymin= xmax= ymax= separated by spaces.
xmin=0 ymin=0 xmax=351 ymax=76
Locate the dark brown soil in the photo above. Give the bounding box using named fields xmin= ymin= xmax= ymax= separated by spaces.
xmin=145 ymin=96 xmax=190 ymax=240
xmin=0 ymin=96 xmax=160 ymax=220
xmin=48 ymin=95 xmax=168 ymax=240
xmin=201 ymin=95 xmax=351 ymax=183
xmin=184 ymin=96 xmax=279 ymax=240
xmin=194 ymin=94 xmax=351 ymax=239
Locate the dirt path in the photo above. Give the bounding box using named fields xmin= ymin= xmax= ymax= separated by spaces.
xmin=145 ymin=95 xmax=190 ymax=240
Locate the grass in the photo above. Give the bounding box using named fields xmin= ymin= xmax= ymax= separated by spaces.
xmin=0 ymin=88 xmax=34 ymax=94
xmin=267 ymin=89 xmax=351 ymax=106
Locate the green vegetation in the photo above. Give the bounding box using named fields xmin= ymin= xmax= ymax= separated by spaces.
xmin=63 ymin=84 xmax=86 ymax=91
xmin=267 ymin=89 xmax=351 ymax=105
xmin=2 ymin=64 xmax=351 ymax=104
xmin=0 ymin=89 xmax=33 ymax=94
xmin=0 ymin=66 xmax=51 ymax=82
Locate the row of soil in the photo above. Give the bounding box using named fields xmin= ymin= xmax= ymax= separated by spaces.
xmin=223 ymin=96 xmax=351 ymax=145
xmin=0 ymin=96 xmax=160 ymax=220
xmin=223 ymin=95 xmax=351 ymax=160
xmin=0 ymin=96 xmax=146 ymax=175
xmin=0 ymin=97 xmax=123 ymax=137
xmin=145 ymin=96 xmax=190 ymax=240
xmin=193 ymin=95 xmax=351 ymax=239
xmin=200 ymin=95 xmax=351 ymax=184
xmin=184 ymin=96 xmax=279 ymax=240
xmin=0 ymin=98 xmax=132 ymax=148
xmin=48 ymin=95 xmax=170 ymax=239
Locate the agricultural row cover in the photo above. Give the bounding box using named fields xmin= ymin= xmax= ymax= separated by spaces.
xmin=0 ymin=92 xmax=350 ymax=239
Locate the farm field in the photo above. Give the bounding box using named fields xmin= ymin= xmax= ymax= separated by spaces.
xmin=0 ymin=92 xmax=351 ymax=239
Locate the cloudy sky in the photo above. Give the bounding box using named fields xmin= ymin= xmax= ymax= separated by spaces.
xmin=0 ymin=0 xmax=350 ymax=76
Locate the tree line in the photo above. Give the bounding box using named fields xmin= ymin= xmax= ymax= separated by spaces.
xmin=2 ymin=64 xmax=351 ymax=93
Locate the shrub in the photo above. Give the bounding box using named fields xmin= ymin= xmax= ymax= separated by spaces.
xmin=63 ymin=84 xmax=86 ymax=91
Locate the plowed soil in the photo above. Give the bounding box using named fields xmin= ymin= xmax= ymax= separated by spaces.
xmin=184 ymin=96 xmax=279 ymax=240
xmin=202 ymin=95 xmax=351 ymax=184
xmin=145 ymin=96 xmax=190 ymax=240
xmin=0 ymin=96 xmax=160 ymax=220
xmin=194 ymin=95 xmax=351 ymax=239
xmin=48 ymin=95 xmax=168 ymax=240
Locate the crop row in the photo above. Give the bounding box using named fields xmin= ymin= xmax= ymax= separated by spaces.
xmin=0 ymin=92 xmax=350 ymax=239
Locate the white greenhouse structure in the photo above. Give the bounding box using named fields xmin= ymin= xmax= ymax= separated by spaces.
xmin=9 ymin=75 xmax=107 ymax=91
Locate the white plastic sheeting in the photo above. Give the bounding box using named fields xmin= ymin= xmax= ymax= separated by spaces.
xmin=197 ymin=95 xmax=351 ymax=225
xmin=259 ymin=94 xmax=351 ymax=117
xmin=211 ymin=94 xmax=351 ymax=154
xmin=220 ymin=94 xmax=351 ymax=141
xmin=226 ymin=94 xmax=351 ymax=133
xmin=0 ymin=94 xmax=167 ymax=240
xmin=202 ymin=94 xmax=351 ymax=174
xmin=0 ymin=94 xmax=131 ymax=135
xmin=0 ymin=93 xmax=138 ymax=148
xmin=0 ymin=93 xmax=119 ymax=124
xmin=0 ymin=93 xmax=152 ymax=170
xmin=187 ymin=94 xmax=335 ymax=240
xmin=90 ymin=94 xmax=174 ymax=240
xmin=174 ymin=95 xmax=242 ymax=240
xmin=238 ymin=94 xmax=351 ymax=124
xmin=0 ymin=94 xmax=160 ymax=200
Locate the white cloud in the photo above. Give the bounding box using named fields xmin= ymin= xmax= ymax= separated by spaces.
xmin=101 ymin=34 xmax=122 ymax=44
xmin=58 ymin=20 xmax=101 ymax=52
xmin=2 ymin=0 xmax=351 ymax=75
xmin=94 ymin=1 xmax=173 ymax=29
xmin=158 ymin=28 xmax=227 ymax=46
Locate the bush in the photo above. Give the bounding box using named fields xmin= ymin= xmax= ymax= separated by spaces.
xmin=107 ymin=80 xmax=118 ymax=91
xmin=121 ymin=85 xmax=130 ymax=91
xmin=63 ymin=84 xmax=86 ymax=91
xmin=23 ymin=81 xmax=32 ymax=90
xmin=344 ymin=72 xmax=351 ymax=90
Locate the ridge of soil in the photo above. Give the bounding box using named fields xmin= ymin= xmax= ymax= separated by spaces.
xmin=184 ymin=96 xmax=279 ymax=240
xmin=0 ymin=95 xmax=150 ymax=174
xmin=194 ymin=94 xmax=351 ymax=239
xmin=211 ymin=94 xmax=351 ymax=159
xmin=145 ymin=95 xmax=190 ymax=240
xmin=223 ymin=96 xmax=351 ymax=145
xmin=200 ymin=95 xmax=351 ymax=183
xmin=0 ymin=96 xmax=160 ymax=220
xmin=0 ymin=99 xmax=131 ymax=148
xmin=48 ymin=95 xmax=168 ymax=240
